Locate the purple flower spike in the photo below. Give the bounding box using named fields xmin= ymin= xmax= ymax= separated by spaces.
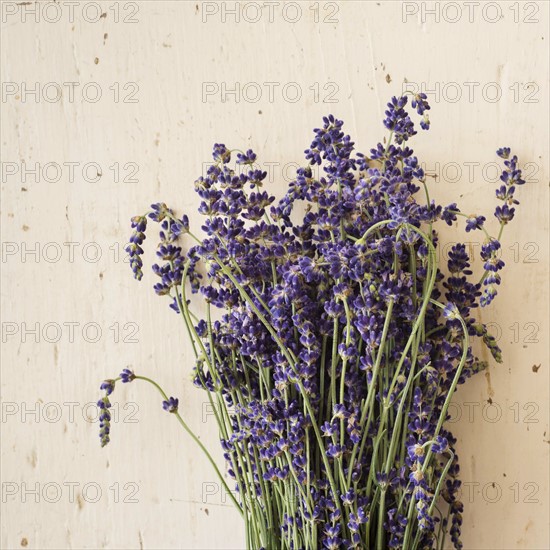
xmin=162 ymin=397 xmax=179 ymax=413
xmin=100 ymin=379 xmax=115 ymax=396
xmin=120 ymin=369 xmax=135 ymax=383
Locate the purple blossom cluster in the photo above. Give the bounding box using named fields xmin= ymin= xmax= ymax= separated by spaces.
xmin=99 ymin=94 xmax=528 ymax=549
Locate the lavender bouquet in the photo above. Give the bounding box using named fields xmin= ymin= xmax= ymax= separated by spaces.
xmin=98 ymin=93 xmax=526 ymax=549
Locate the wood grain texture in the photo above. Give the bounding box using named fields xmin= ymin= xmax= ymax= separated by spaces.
xmin=1 ymin=1 xmax=548 ymax=548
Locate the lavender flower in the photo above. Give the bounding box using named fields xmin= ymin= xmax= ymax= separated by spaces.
xmin=465 ymin=215 xmax=486 ymax=232
xmin=100 ymin=379 xmax=115 ymax=396
xmin=98 ymin=94 xmax=529 ymax=550
xmin=162 ymin=397 xmax=179 ymax=413
xmin=120 ymin=368 xmax=135 ymax=383
xmin=97 ymin=395 xmax=112 ymax=447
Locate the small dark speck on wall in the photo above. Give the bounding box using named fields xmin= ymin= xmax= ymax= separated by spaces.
xmin=20 ymin=539 xmax=28 ymax=548
xmin=532 ymin=364 xmax=541 ymax=373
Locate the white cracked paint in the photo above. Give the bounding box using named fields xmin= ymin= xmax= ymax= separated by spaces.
xmin=1 ymin=1 xmax=548 ymax=549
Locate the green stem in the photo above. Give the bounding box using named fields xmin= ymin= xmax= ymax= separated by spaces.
xmin=133 ymin=375 xmax=243 ymax=516
xmin=213 ymin=254 xmax=347 ymax=533
xmin=401 ymin=302 xmax=470 ymax=547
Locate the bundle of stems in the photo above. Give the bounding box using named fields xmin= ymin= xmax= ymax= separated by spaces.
xmin=99 ymin=94 xmax=526 ymax=550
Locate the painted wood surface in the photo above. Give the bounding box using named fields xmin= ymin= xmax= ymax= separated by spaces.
xmin=1 ymin=1 xmax=548 ymax=548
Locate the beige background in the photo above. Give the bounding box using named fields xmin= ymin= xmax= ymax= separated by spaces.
xmin=1 ymin=1 xmax=548 ymax=549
